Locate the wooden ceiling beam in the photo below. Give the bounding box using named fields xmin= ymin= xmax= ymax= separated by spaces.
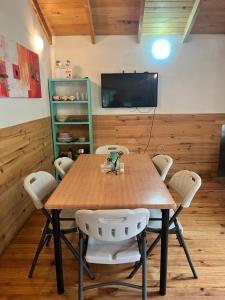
xmin=137 ymin=0 xmax=146 ymax=43
xmin=85 ymin=0 xmax=95 ymax=44
xmin=182 ymin=0 xmax=201 ymax=43
xmin=30 ymin=0 xmax=52 ymax=45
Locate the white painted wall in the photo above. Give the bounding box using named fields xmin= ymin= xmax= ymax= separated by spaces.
xmin=0 ymin=0 xmax=51 ymax=128
xmin=53 ymin=35 xmax=225 ymax=115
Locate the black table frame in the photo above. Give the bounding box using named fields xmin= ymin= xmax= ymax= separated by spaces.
xmin=51 ymin=208 xmax=169 ymax=296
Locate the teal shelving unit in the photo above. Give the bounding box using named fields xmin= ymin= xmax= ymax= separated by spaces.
xmin=49 ymin=78 xmax=93 ymax=160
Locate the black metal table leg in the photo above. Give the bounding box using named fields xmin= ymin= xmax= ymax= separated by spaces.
xmin=52 ymin=209 xmax=64 ymax=294
xmin=79 ymin=231 xmax=84 ymax=300
xmin=160 ymin=209 xmax=169 ymax=296
xmin=142 ymin=231 xmax=147 ymax=300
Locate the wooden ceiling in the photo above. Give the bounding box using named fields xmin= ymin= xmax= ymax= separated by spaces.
xmin=142 ymin=0 xmax=196 ymax=35
xmin=192 ymin=0 xmax=225 ymax=34
xmin=31 ymin=0 xmax=225 ymax=44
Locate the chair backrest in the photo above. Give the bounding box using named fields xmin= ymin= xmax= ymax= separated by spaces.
xmin=152 ymin=154 xmax=173 ymax=181
xmin=168 ymin=170 xmax=201 ymax=208
xmin=95 ymin=145 xmax=130 ymax=155
xmin=75 ymin=209 xmax=149 ymax=242
xmin=54 ymin=157 xmax=74 ymax=178
xmin=24 ymin=171 xmax=57 ymax=209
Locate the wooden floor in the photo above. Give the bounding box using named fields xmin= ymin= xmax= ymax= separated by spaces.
xmin=1 ymin=179 xmax=225 ymax=300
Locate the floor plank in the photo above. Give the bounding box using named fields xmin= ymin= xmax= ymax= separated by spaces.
xmin=0 ymin=178 xmax=225 ymax=299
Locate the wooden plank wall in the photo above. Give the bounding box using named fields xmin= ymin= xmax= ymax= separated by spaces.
xmin=0 ymin=118 xmax=53 ymax=255
xmin=1 ymin=113 xmax=224 ymax=254
xmin=93 ymin=114 xmax=225 ymax=177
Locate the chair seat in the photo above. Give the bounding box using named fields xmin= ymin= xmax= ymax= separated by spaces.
xmin=85 ymin=237 xmax=141 ymax=264
xmin=147 ymin=209 xmax=183 ymax=233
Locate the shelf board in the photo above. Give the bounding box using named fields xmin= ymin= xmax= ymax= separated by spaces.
xmin=56 ymin=141 xmax=90 ymax=145
xmin=49 ymin=78 xmax=89 ymax=82
xmin=51 ymin=101 xmax=88 ymax=104
xmin=54 ymin=121 xmax=89 ymax=125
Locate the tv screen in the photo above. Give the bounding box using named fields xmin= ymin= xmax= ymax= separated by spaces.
xmin=101 ymin=72 xmax=158 ymax=108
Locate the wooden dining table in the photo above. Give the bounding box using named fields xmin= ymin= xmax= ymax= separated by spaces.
xmin=45 ymin=153 xmax=176 ymax=295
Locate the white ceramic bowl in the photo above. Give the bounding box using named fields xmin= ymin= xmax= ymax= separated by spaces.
xmin=56 ymin=115 xmax=68 ymax=122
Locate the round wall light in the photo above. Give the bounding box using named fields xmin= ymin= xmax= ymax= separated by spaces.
xmin=34 ymin=34 xmax=44 ymax=52
xmin=152 ymin=39 xmax=171 ymax=60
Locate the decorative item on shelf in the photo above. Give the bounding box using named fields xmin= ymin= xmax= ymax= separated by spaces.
xmin=55 ymin=59 xmax=72 ymax=79
xmin=53 ymin=95 xmax=60 ymax=101
xmin=52 ymin=92 xmax=88 ymax=102
xmin=68 ymin=95 xmax=75 ymax=101
xmin=64 ymin=60 xmax=71 ymax=67
xmin=57 ymin=132 xmax=73 ymax=143
xmin=77 ymin=148 xmax=85 ymax=154
xmin=75 ymin=91 xmax=80 ymax=101
xmin=61 ymin=95 xmax=68 ymax=101
xmin=68 ymin=148 xmax=73 ymax=159
xmin=53 ymin=95 xmax=77 ymax=102
xmin=58 ymin=152 xmax=66 ymax=158
xmin=73 ymin=148 xmax=85 ymax=160
xmin=80 ymin=92 xmax=85 ymax=101
xmin=101 ymin=151 xmax=124 ymax=175
xmin=56 ymin=60 xmax=62 ymax=68
xmin=56 ymin=115 xmax=68 ymax=122
xmin=77 ymin=137 xmax=86 ymax=142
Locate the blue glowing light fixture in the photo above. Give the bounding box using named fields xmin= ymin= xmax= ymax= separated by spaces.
xmin=152 ymin=39 xmax=171 ymax=60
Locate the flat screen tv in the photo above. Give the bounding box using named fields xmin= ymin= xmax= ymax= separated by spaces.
xmin=101 ymin=72 xmax=158 ymax=108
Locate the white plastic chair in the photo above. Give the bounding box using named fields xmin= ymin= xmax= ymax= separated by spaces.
xmin=95 ymin=145 xmax=130 ymax=154
xmin=24 ymin=171 xmax=80 ymax=278
xmin=75 ymin=209 xmax=150 ymax=300
xmin=129 ymin=170 xmax=202 ymax=279
xmin=24 ymin=171 xmax=57 ymax=210
xmin=152 ymin=154 xmax=173 ymax=181
xmin=54 ymin=157 xmax=74 ymax=178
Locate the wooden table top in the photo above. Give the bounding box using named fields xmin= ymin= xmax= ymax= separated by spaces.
xmin=45 ymin=154 xmax=176 ymax=210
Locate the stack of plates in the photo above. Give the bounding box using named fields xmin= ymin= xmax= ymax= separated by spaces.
xmin=58 ymin=132 xmax=73 ymax=143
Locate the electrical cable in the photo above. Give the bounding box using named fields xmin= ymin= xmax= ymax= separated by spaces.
xmin=144 ymin=106 xmax=157 ymax=153
xmin=136 ymin=107 xmax=153 ymax=114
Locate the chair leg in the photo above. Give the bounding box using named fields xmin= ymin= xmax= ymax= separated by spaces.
xmin=28 ymin=231 xmax=47 ymax=278
xmin=45 ymin=234 xmax=52 ymax=247
xmin=79 ymin=231 xmax=84 ymax=300
xmin=128 ymin=233 xmax=161 ymax=279
xmin=142 ymin=231 xmax=147 ymax=300
xmin=176 ymin=230 xmax=198 ymax=279
xmin=60 ymin=232 xmax=95 ymax=280
xmin=176 ymin=232 xmax=183 ymax=247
